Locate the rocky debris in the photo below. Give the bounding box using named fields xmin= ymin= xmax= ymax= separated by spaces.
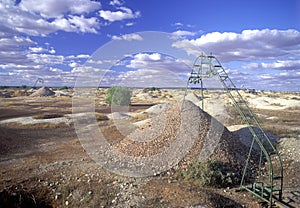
xmin=228 ymin=125 xmax=280 ymax=152
xmin=107 ymin=112 xmax=130 ymax=120
xmin=13 ymin=90 xmax=30 ymax=97
xmin=184 ymin=92 xmax=202 ymax=105
xmin=54 ymin=90 xmax=68 ymax=97
xmin=278 ymin=137 xmax=300 ymax=162
xmin=30 ymin=87 xmax=55 ymax=97
xmin=145 ymin=103 xmax=171 ymax=114
xmin=247 ymin=96 xmax=300 ymax=110
xmin=27 ymin=88 xmax=36 ymax=93
xmin=0 ymin=91 xmax=11 ymax=98
xmin=131 ymin=89 xmax=175 ymax=103
xmin=109 ymin=177 xmax=150 ymax=207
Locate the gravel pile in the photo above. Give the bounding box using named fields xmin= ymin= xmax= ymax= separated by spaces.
xmin=110 ymin=100 xmax=251 ymax=176
xmin=30 ymin=87 xmax=55 ymax=97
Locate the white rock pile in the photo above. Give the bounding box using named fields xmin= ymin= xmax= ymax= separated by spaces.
xmin=30 ymin=87 xmax=55 ymax=97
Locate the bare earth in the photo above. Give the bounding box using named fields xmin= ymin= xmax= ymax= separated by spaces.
xmin=0 ymin=88 xmax=299 ymax=207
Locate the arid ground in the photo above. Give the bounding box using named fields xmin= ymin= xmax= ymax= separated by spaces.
xmin=0 ymin=88 xmax=299 ymax=208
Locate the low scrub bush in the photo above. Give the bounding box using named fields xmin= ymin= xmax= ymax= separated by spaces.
xmin=59 ymin=85 xmax=68 ymax=90
xmin=95 ymin=113 xmax=109 ymax=121
xmin=106 ymin=86 xmax=132 ymax=106
xmin=143 ymin=87 xmax=159 ymax=93
xmin=181 ymin=159 xmax=238 ymax=188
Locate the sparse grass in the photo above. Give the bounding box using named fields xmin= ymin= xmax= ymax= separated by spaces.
xmin=262 ymin=124 xmax=299 ymax=138
xmin=0 ymin=176 xmax=116 ymax=208
xmin=225 ymin=102 xmax=300 ymax=139
xmin=32 ymin=113 xmax=65 ymax=119
xmin=265 ymin=93 xmax=281 ymax=98
xmin=225 ymin=106 xmax=251 ymax=126
xmin=129 ymin=112 xmax=149 ymax=122
xmin=251 ymin=107 xmax=300 ymax=138
xmin=56 ymin=180 xmax=115 ymax=207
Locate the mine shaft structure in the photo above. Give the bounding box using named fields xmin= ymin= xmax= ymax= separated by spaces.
xmin=33 ymin=78 xmax=44 ymax=88
xmin=184 ymin=53 xmax=284 ymax=207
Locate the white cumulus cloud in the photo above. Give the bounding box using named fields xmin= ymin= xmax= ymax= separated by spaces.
xmin=110 ymin=0 xmax=123 ymax=6
xmin=29 ymin=47 xmax=48 ymax=53
xmin=242 ymin=60 xmax=300 ymax=70
xmin=172 ymin=30 xmax=196 ymax=37
xmin=115 ymin=68 xmax=186 ymax=88
xmin=19 ymin=0 xmax=101 ymax=18
xmin=99 ymin=7 xmax=140 ymax=22
xmin=175 ymin=29 xmax=300 ymax=62
xmin=0 ymin=0 xmax=102 ymax=36
xmin=125 ymin=53 xmax=192 ymax=73
xmin=261 ymin=60 xmax=300 ymax=70
xmin=111 ymin=33 xmax=143 ymax=41
xmin=68 ymin=15 xmax=99 ymax=33
xmin=242 ymin=62 xmax=260 ymax=70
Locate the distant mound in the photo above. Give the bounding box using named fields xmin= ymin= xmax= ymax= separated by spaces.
xmin=30 ymin=87 xmax=55 ymax=97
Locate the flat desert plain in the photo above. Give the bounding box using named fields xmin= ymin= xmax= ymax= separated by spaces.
xmin=0 ymin=87 xmax=299 ymax=208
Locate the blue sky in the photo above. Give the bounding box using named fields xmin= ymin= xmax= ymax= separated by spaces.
xmin=0 ymin=0 xmax=299 ymax=91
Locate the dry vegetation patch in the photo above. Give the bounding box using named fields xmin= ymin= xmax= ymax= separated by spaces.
xmin=129 ymin=112 xmax=149 ymax=123
xmin=32 ymin=113 xmax=65 ymax=119
xmin=141 ymin=179 xmax=244 ymax=208
xmin=95 ymin=112 xmax=109 ymax=121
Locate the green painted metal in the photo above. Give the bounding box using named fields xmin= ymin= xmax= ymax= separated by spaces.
xmin=183 ymin=53 xmax=284 ymax=207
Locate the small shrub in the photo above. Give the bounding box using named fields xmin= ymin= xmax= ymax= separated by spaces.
xmin=290 ymin=96 xmax=300 ymax=100
xmin=181 ymin=159 xmax=238 ymax=188
xmin=143 ymin=87 xmax=159 ymax=93
xmin=59 ymin=85 xmax=68 ymax=90
xmin=106 ymin=86 xmax=132 ymax=106
xmin=95 ymin=113 xmax=108 ymax=121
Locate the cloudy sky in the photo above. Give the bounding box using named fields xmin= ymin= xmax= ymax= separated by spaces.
xmin=0 ymin=0 xmax=299 ymax=91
